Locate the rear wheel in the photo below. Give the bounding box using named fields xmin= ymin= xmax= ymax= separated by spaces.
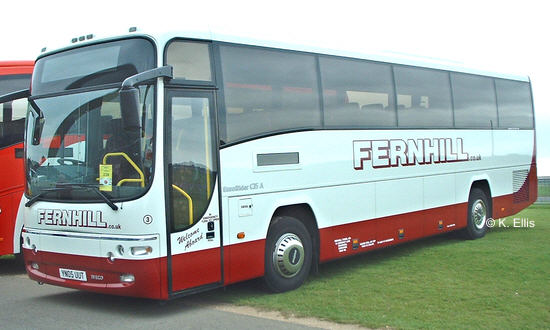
xmin=264 ymin=216 xmax=312 ymax=293
xmin=463 ymin=188 xmax=490 ymax=239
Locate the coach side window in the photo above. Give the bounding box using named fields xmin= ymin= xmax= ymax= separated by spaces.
xmin=451 ymin=73 xmax=498 ymax=128
xmin=495 ymin=79 xmax=534 ymax=129
xmin=166 ymin=40 xmax=213 ymax=82
xmin=220 ymin=45 xmax=321 ymax=142
xmin=394 ymin=66 xmax=453 ymax=128
xmin=320 ymin=57 xmax=396 ymax=127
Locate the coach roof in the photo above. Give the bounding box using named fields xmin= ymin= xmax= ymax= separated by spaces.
xmin=38 ymin=28 xmax=530 ymax=83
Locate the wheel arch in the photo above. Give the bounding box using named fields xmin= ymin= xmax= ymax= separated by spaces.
xmin=470 ymin=179 xmax=493 ymax=217
xmin=270 ymin=203 xmax=320 ymax=273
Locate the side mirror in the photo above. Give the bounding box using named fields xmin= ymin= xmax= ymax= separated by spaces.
xmin=28 ymin=98 xmax=44 ymax=146
xmin=118 ymin=66 xmax=173 ymax=132
xmin=119 ymin=87 xmax=141 ymax=131
xmin=32 ymin=116 xmax=44 ymax=146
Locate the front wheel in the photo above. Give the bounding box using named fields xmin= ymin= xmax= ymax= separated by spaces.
xmin=463 ymin=188 xmax=491 ymax=239
xmin=264 ymin=216 xmax=312 ymax=293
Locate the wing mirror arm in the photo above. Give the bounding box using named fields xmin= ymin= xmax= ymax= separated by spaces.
xmin=121 ymin=65 xmax=173 ymax=89
xmin=119 ymin=66 xmax=173 ymax=131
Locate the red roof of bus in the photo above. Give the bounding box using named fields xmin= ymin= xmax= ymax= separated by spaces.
xmin=0 ymin=61 xmax=34 ymax=75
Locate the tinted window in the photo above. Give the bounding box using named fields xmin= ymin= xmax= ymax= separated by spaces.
xmin=0 ymin=74 xmax=31 ymax=95
xmin=394 ymin=66 xmax=453 ymax=127
xmin=33 ymin=38 xmax=155 ymax=95
xmin=220 ymin=45 xmax=321 ymax=142
xmin=451 ymin=73 xmax=498 ymax=128
xmin=0 ymin=117 xmax=25 ymax=148
xmin=495 ymin=79 xmax=534 ymax=128
xmin=320 ymin=57 xmax=396 ymax=127
xmin=166 ymin=41 xmax=212 ymax=82
xmin=0 ymin=74 xmax=31 ymax=148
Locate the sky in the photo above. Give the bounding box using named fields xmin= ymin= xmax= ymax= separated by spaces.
xmin=1 ymin=0 xmax=548 ymax=175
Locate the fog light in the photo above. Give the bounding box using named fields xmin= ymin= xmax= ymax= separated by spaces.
xmin=31 ymin=262 xmax=39 ymax=270
xmin=120 ymin=274 xmax=135 ymax=283
xmin=131 ymin=246 xmax=152 ymax=256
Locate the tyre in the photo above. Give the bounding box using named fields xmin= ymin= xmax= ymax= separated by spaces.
xmin=14 ymin=252 xmax=25 ymax=266
xmin=264 ymin=216 xmax=312 ymax=293
xmin=14 ymin=235 xmax=25 ymax=267
xmin=463 ymin=188 xmax=491 ymax=240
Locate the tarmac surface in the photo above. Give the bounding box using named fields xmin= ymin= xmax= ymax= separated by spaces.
xmin=0 ymin=258 xmax=363 ymax=330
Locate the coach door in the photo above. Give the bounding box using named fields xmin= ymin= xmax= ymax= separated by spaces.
xmin=165 ymin=90 xmax=222 ymax=293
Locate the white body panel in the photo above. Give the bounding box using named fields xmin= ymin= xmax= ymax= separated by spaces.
xmin=220 ymin=129 xmax=534 ymax=246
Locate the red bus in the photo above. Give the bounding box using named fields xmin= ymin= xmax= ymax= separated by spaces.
xmin=0 ymin=61 xmax=33 ymax=257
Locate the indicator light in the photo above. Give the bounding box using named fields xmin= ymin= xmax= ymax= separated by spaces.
xmin=237 ymin=232 xmax=245 ymax=239
xmin=131 ymin=246 xmax=152 ymax=256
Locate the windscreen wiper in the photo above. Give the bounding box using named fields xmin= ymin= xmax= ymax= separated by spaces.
xmin=25 ymin=187 xmax=68 ymax=207
xmin=26 ymin=183 xmax=118 ymax=211
xmin=55 ymin=183 xmax=119 ymax=211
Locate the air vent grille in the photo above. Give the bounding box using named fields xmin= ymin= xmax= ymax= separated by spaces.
xmin=513 ymin=170 xmax=529 ymax=203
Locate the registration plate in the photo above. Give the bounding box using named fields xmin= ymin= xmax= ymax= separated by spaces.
xmin=59 ymin=268 xmax=87 ymax=282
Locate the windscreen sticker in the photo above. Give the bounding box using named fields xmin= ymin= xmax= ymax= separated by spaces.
xmin=99 ymin=164 xmax=113 ymax=192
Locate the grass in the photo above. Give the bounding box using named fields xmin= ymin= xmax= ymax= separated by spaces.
xmin=207 ymin=204 xmax=550 ymax=329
